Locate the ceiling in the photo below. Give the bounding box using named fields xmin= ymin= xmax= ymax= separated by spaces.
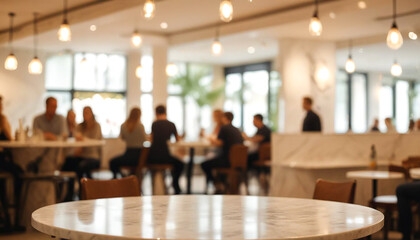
xmin=2 ymin=0 xmax=420 ymax=78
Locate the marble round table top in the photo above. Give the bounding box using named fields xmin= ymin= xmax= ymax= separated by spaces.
xmin=0 ymin=139 xmax=105 ymax=148
xmin=346 ymin=170 xmax=404 ymax=180
xmin=410 ymin=168 xmax=420 ymax=179
xmin=32 ymin=195 xmax=384 ymax=240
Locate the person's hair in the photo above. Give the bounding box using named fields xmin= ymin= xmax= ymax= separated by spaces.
xmin=254 ymin=114 xmax=263 ymax=122
xmin=0 ymin=96 xmax=2 ymax=101
xmin=46 ymin=97 xmax=57 ymax=105
xmin=125 ymin=107 xmax=141 ymax=132
xmin=81 ymin=106 xmax=96 ymax=130
xmin=303 ymin=97 xmax=313 ymax=105
xmin=224 ymin=112 xmax=234 ymax=122
xmin=155 ymin=105 xmax=166 ymax=115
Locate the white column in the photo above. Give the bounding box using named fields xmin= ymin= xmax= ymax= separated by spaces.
xmin=212 ymin=65 xmax=225 ymax=110
xmin=367 ymin=72 xmax=383 ymax=126
xmin=126 ymin=51 xmax=141 ymax=112
xmin=276 ymin=39 xmax=336 ymax=133
xmin=152 ymin=45 xmax=168 ymax=107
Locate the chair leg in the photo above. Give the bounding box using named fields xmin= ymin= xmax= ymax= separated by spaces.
xmin=383 ymin=208 xmax=391 ymax=240
xmin=19 ymin=180 xmax=31 ymax=226
xmin=0 ymin=179 xmax=11 ymax=229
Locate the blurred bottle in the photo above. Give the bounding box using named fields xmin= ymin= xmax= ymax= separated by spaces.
xmin=369 ymin=144 xmax=377 ymax=170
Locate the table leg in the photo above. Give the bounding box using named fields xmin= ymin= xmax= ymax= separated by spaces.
xmin=372 ymin=179 xmax=378 ymax=199
xmin=186 ymin=147 xmax=194 ymax=194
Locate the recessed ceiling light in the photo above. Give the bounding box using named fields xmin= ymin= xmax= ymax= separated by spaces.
xmin=409 ymin=32 xmax=418 ymax=40
xmin=329 ymin=12 xmax=336 ymax=19
xmin=90 ymin=25 xmax=97 ymax=31
xmin=160 ymin=22 xmax=168 ymax=29
xmin=358 ymin=1 xmax=367 ymax=9
xmin=247 ymin=46 xmax=255 ymax=54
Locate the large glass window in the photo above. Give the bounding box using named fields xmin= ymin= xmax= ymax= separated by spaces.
xmin=45 ymin=53 xmax=127 ymax=138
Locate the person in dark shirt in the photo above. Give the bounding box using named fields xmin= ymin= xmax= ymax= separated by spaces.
xmin=242 ymin=114 xmax=271 ymax=167
xmin=302 ymin=97 xmax=322 ymax=132
xmin=147 ymin=105 xmax=184 ymax=194
xmin=396 ymin=182 xmax=420 ymax=240
xmin=201 ymin=112 xmax=243 ymax=191
xmin=370 ymin=119 xmax=380 ymax=132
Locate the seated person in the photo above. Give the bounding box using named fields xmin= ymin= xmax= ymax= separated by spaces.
xmin=33 ymin=97 xmax=67 ymax=140
xmin=207 ymin=109 xmax=224 ymax=140
xmin=62 ymin=107 xmax=102 ymax=200
xmin=109 ymin=107 xmax=146 ymax=179
xmin=201 ymin=112 xmax=243 ymax=190
xmin=147 ymin=105 xmax=184 ymax=194
xmin=397 ymin=182 xmax=420 ymax=240
xmin=242 ymin=114 xmax=271 ymax=167
xmin=66 ymin=109 xmax=76 ymax=138
xmin=370 ymin=119 xmax=380 ymax=132
xmin=0 ymin=96 xmax=23 ymax=229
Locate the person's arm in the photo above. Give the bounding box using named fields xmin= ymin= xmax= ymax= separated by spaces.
xmin=139 ymin=124 xmax=147 ymax=145
xmin=211 ymin=127 xmax=224 ymax=146
xmin=248 ymin=134 xmax=264 ymax=143
xmin=1 ymin=115 xmax=12 ymax=140
xmin=172 ymin=123 xmax=180 ymax=142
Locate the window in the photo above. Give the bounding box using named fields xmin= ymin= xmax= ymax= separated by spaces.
xmin=334 ymin=70 xmax=368 ymax=133
xmin=45 ymin=53 xmax=127 ymax=138
xmin=224 ymin=62 xmax=274 ymax=135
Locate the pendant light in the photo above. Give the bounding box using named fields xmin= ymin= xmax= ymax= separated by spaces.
xmin=28 ymin=13 xmax=43 ymax=75
xmin=211 ymin=28 xmax=223 ymax=56
xmin=345 ymin=40 xmax=356 ymax=73
xmin=4 ymin=12 xmax=17 ymax=71
xmin=390 ymin=61 xmax=402 ymax=77
xmin=166 ymin=63 xmax=178 ymax=77
xmin=219 ymin=0 xmax=233 ymax=22
xmin=131 ymin=31 xmax=142 ymax=48
xmin=136 ymin=65 xmax=143 ymax=79
xmin=386 ymin=0 xmax=403 ymax=50
xmin=58 ymin=0 xmax=71 ymax=42
xmin=143 ymin=0 xmax=156 ymax=19
xmin=309 ymin=0 xmax=322 ymax=36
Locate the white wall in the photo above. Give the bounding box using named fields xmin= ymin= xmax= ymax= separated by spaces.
xmin=276 ymin=39 xmax=336 ymax=133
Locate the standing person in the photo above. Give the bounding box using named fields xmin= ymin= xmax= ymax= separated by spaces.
xmin=147 ymin=105 xmax=184 ymax=194
xmin=370 ymin=119 xmax=380 ymax=132
xmin=109 ymin=107 xmax=146 ymax=179
xmin=0 ymin=96 xmax=23 ymax=230
xmin=302 ymin=97 xmax=322 ymax=132
xmin=62 ymin=107 xmax=102 ymax=201
xmin=33 ymin=97 xmax=67 ymax=140
xmin=201 ymin=112 xmax=243 ymax=191
xmin=385 ymin=117 xmax=397 ymax=133
xmin=242 ymin=114 xmax=271 ymax=167
xmin=66 ymin=110 xmax=77 ymax=138
xmin=396 ymin=182 xmax=420 ymax=240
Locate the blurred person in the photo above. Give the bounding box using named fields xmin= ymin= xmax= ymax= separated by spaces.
xmin=33 ymin=97 xmax=66 ymax=140
xmin=201 ymin=112 xmax=243 ymax=192
xmin=370 ymin=119 xmax=380 ymax=132
xmin=302 ymin=97 xmax=322 ymax=132
xmin=109 ymin=107 xmax=146 ymax=179
xmin=396 ymin=182 xmax=420 ymax=240
xmin=147 ymin=105 xmax=184 ymax=194
xmin=207 ymin=109 xmax=224 ymax=140
xmin=408 ymin=119 xmax=415 ymax=132
xmin=416 ymin=119 xmax=420 ymax=131
xmin=242 ymin=114 xmax=271 ymax=167
xmin=0 ymin=96 xmax=24 ymax=230
xmin=66 ymin=109 xmax=77 ymax=138
xmin=385 ymin=117 xmax=396 ymax=133
xmin=62 ymin=106 xmax=102 ymax=200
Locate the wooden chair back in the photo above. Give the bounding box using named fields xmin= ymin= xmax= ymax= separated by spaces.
xmin=81 ymin=176 xmax=141 ymax=200
xmin=402 ymin=157 xmax=420 ymax=169
xmin=258 ymin=142 xmax=271 ymax=162
xmin=313 ymin=179 xmax=356 ymax=204
xmin=388 ymin=164 xmax=410 ymax=180
xmin=229 ymin=144 xmax=248 ymax=170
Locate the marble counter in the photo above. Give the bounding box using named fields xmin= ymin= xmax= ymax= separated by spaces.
xmin=32 ymin=195 xmax=384 ymax=240
xmin=270 ymin=133 xmax=417 ymax=205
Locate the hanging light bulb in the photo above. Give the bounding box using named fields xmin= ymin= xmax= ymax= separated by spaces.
xmin=4 ymin=12 xmax=17 ymax=71
xmin=345 ymin=40 xmax=355 ymax=73
xmin=58 ymin=0 xmax=71 ymax=41
xmin=143 ymin=0 xmax=156 ymax=19
xmin=219 ymin=0 xmax=233 ymax=22
xmin=166 ymin=63 xmax=178 ymax=77
xmin=131 ymin=31 xmax=142 ymax=48
xmin=391 ymin=61 xmax=402 ymax=77
xmin=309 ymin=0 xmax=322 ymax=36
xmin=211 ymin=28 xmax=223 ymax=56
xmin=29 ymin=13 xmax=43 ymax=75
xmin=386 ymin=0 xmax=403 ymax=50
xmin=136 ymin=65 xmax=143 ymax=79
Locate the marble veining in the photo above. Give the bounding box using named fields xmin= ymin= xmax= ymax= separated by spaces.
xmin=32 ymin=195 xmax=384 ymax=240
xmin=346 ymin=170 xmax=404 ymax=180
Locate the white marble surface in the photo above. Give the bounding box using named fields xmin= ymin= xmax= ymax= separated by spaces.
xmin=32 ymin=195 xmax=384 ymax=240
xmin=0 ymin=139 xmax=105 ymax=148
xmin=346 ymin=171 xmax=404 ymax=180
xmin=410 ymin=168 xmax=420 ymax=179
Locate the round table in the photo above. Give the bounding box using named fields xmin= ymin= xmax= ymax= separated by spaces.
xmin=346 ymin=170 xmax=404 ymax=198
xmin=409 ymin=168 xmax=420 ymax=179
xmin=32 ymin=195 xmax=384 ymax=240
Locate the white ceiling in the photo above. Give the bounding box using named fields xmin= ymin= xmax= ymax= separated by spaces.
xmin=3 ymin=0 xmax=420 ymax=78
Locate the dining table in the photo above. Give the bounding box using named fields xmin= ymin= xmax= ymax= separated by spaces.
xmin=32 ymin=195 xmax=384 ymax=240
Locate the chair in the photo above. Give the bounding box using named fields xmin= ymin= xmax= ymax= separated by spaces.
xmin=402 ymin=157 xmax=420 ymax=169
xmin=214 ymin=144 xmax=249 ymax=194
xmin=80 ymin=176 xmax=141 ymax=200
xmin=120 ymin=147 xmax=150 ymax=187
xmin=313 ymin=179 xmax=356 ymax=203
xmin=251 ymin=142 xmax=271 ymax=194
